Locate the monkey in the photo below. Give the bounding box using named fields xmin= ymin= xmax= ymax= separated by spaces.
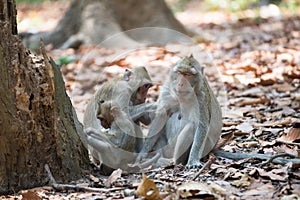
xmin=136 ymin=55 xmax=222 ymax=168
xmin=83 ymin=67 xmax=156 ymax=174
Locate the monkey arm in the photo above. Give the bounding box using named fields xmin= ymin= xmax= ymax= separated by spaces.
xmin=128 ymin=102 xmax=156 ymax=123
xmin=111 ymin=106 xmax=135 ymax=137
xmin=186 ymin=121 xmax=207 ymax=168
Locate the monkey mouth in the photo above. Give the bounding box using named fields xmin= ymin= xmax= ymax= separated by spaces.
xmin=134 ymin=83 xmax=153 ymax=104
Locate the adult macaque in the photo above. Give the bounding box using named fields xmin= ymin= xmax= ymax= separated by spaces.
xmin=83 ymin=67 xmax=155 ymax=173
xmin=136 ymin=55 xmax=222 ymax=168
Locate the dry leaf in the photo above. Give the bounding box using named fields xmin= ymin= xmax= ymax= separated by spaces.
xmin=258 ymin=139 xmax=277 ymax=147
xmin=214 ymin=132 xmax=234 ymax=149
xmin=277 ymin=123 xmax=300 ymax=143
xmin=273 ymin=145 xmax=299 ymax=157
xmin=177 ymin=181 xmax=216 ymax=199
xmin=89 ymin=174 xmax=100 ymax=183
xmin=254 ymin=118 xmax=292 ymax=127
xmin=222 ymin=108 xmax=245 ymax=118
xmin=136 ymin=174 xmax=162 ymax=200
xmin=104 ymin=168 xmax=122 ymax=187
xmin=232 ymin=97 xmax=270 ymax=107
xmin=255 ymin=168 xmax=288 ymax=181
xmin=243 ymin=181 xmax=274 ymax=199
xmin=272 ymin=82 xmax=296 ymax=92
xmin=236 ymin=122 xmax=254 ymax=133
xmin=238 ymin=87 xmax=264 ymax=97
xmin=21 ymin=191 xmax=41 ymax=200
xmin=230 ymin=174 xmax=251 ymax=188
xmin=236 ymin=141 xmax=259 ymax=148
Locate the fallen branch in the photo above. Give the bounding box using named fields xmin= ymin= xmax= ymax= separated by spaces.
xmin=212 ymin=150 xmax=300 ymax=166
xmin=192 ymin=154 xmax=215 ymax=181
xmin=44 ymin=164 xmax=124 ymax=192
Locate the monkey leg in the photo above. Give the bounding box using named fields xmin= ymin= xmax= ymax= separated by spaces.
xmin=135 ymin=108 xmax=168 ymax=162
xmin=173 ymin=122 xmax=196 ymax=165
xmin=87 ymin=128 xmax=136 ymax=173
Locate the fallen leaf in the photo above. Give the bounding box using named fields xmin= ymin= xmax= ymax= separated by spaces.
xmin=230 ymin=174 xmax=251 ymax=188
xmin=136 ymin=174 xmax=162 ymax=200
xmin=258 ymin=139 xmax=277 ymax=147
xmin=254 ymin=118 xmax=292 ymax=127
xmin=89 ymin=174 xmax=100 ymax=183
xmin=21 ymin=191 xmax=41 ymax=200
xmin=236 ymin=122 xmax=254 ymax=133
xmin=104 ymin=168 xmax=122 ymax=187
xmin=236 ymin=141 xmax=259 ymax=148
xmin=260 ymin=73 xmax=276 ymax=86
xmin=255 ymin=167 xmax=288 ymax=181
xmin=222 ymin=108 xmax=245 ymax=118
xmin=243 ymin=180 xmax=275 ymax=199
xmin=272 ymin=82 xmax=296 ymax=92
xmin=238 ymin=87 xmax=264 ymax=97
xmin=177 ymin=181 xmax=216 ymax=199
xmin=214 ymin=131 xmax=234 ymax=149
xmin=273 ymin=145 xmax=299 ymax=157
xmin=281 ymin=194 xmax=300 ymax=200
xmin=277 ymin=123 xmax=300 ymax=143
xmin=231 ymin=97 xmax=270 ymax=107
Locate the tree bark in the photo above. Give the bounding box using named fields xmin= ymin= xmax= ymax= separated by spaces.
xmin=0 ymin=0 xmax=89 ymax=194
xmin=24 ymin=0 xmax=190 ymax=49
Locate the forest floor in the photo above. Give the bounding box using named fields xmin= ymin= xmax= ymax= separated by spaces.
xmin=2 ymin=1 xmax=300 ymax=199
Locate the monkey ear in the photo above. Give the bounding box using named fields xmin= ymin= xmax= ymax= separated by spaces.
xmin=110 ymin=106 xmax=120 ymax=116
xmin=139 ymin=66 xmax=147 ymax=71
xmin=199 ymin=64 xmax=206 ymax=74
xmin=124 ymin=69 xmax=132 ymax=81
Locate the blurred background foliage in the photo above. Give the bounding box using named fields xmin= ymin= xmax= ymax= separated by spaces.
xmin=16 ymin=0 xmax=300 ymax=13
xmin=166 ymin=0 xmax=299 ymax=12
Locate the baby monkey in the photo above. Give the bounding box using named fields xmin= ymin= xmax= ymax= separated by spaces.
xmin=136 ymin=55 xmax=222 ymax=168
xmin=83 ymin=67 xmax=155 ymax=174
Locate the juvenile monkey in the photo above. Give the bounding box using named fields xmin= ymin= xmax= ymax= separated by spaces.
xmin=136 ymin=55 xmax=222 ymax=168
xmin=83 ymin=67 xmax=155 ymax=173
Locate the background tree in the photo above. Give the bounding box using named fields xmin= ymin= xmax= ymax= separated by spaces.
xmin=0 ymin=0 xmax=89 ymax=194
xmin=24 ymin=0 xmax=189 ymax=49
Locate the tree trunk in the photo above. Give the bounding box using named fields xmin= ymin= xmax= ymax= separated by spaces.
xmin=0 ymin=0 xmax=89 ymax=194
xmin=24 ymin=0 xmax=190 ymax=49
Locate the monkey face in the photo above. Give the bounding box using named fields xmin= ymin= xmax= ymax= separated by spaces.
xmin=131 ymin=82 xmax=153 ymax=104
xmin=127 ymin=67 xmax=153 ymax=105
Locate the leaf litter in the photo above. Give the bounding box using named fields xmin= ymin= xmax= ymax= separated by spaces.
xmin=4 ymin=1 xmax=300 ymax=200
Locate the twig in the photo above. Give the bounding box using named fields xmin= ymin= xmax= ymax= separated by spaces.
xmin=259 ymin=153 xmax=295 ymax=167
xmin=192 ymin=154 xmax=215 ymax=181
xmin=44 ymin=164 xmax=124 ymax=192
xmin=212 ymin=150 xmax=300 ymax=166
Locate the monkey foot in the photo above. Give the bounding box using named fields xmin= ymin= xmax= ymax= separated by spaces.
xmin=186 ymin=163 xmax=203 ymax=169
